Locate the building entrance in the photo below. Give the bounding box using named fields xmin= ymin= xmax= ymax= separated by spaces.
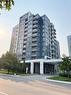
xmin=44 ymin=63 xmax=54 ymax=74
xmin=34 ymin=63 xmax=40 ymax=74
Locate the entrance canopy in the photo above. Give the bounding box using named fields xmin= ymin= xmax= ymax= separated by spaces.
xmin=25 ymin=59 xmax=62 ymax=74
xmin=25 ymin=59 xmax=62 ymax=64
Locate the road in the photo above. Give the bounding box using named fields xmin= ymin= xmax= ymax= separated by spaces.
xmin=0 ymin=74 xmax=71 ymax=95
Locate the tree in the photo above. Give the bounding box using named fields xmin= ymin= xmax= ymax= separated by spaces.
xmin=59 ymin=56 xmax=71 ymax=78
xmin=0 ymin=52 xmax=26 ymax=74
xmin=0 ymin=52 xmax=19 ymax=74
xmin=0 ymin=0 xmax=14 ymax=10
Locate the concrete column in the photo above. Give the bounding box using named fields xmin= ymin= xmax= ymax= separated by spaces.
xmin=54 ymin=64 xmax=58 ymax=74
xmin=31 ymin=62 xmax=34 ymax=74
xmin=40 ymin=61 xmax=43 ymax=74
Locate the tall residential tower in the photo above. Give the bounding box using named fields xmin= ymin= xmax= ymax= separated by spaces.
xmin=10 ymin=12 xmax=60 ymax=60
xmin=67 ymin=35 xmax=71 ymax=57
xmin=10 ymin=24 xmax=19 ymax=54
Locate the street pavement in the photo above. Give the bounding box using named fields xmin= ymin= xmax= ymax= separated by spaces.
xmin=0 ymin=74 xmax=71 ymax=95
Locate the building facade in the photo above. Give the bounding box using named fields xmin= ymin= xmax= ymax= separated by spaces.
xmin=25 ymin=59 xmax=62 ymax=74
xmin=67 ymin=35 xmax=71 ymax=57
xmin=10 ymin=24 xmax=19 ymax=54
xmin=10 ymin=12 xmax=61 ymax=74
xmin=10 ymin=12 xmax=60 ymax=60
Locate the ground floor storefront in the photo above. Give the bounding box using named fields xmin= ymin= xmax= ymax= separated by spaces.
xmin=25 ymin=59 xmax=62 ymax=74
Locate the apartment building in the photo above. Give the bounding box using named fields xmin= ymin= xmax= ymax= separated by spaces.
xmin=67 ymin=35 xmax=71 ymax=57
xmin=12 ymin=12 xmax=60 ymax=60
xmin=10 ymin=24 xmax=19 ymax=54
xmin=10 ymin=12 xmax=61 ymax=74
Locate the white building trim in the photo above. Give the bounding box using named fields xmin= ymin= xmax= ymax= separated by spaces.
xmin=25 ymin=59 xmax=62 ymax=64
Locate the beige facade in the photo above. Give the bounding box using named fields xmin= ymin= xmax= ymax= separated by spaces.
xmin=10 ymin=24 xmax=19 ymax=54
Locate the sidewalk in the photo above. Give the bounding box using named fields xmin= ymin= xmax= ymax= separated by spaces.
xmin=46 ymin=79 xmax=71 ymax=84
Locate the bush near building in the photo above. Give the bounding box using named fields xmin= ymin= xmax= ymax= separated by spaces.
xmin=48 ymin=57 xmax=71 ymax=82
xmin=59 ymin=56 xmax=71 ymax=78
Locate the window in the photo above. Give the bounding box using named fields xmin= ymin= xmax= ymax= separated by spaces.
xmin=24 ymin=38 xmax=27 ymax=41
xmin=31 ymin=56 xmax=37 ymax=59
xmin=24 ymin=34 xmax=27 ymax=37
xmin=32 ymin=41 xmax=37 ymax=43
xmin=24 ymin=30 xmax=27 ymax=33
xmin=32 ymin=51 xmax=36 ymax=53
xmin=25 ymin=26 xmax=28 ymax=29
xmin=32 ymin=36 xmax=37 ymax=38
xmin=23 ymin=47 xmax=26 ymax=50
xmin=25 ymin=18 xmax=28 ymax=22
xmin=32 ymin=46 xmax=37 ymax=48
xmin=25 ymin=22 xmax=28 ymax=25
xmin=32 ymin=31 xmax=37 ymax=34
xmin=23 ymin=43 xmax=26 ymax=45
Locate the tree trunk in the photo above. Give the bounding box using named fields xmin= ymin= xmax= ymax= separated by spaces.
xmin=8 ymin=69 xmax=9 ymax=74
xmin=67 ymin=71 xmax=70 ymax=79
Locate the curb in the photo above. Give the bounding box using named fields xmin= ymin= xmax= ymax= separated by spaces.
xmin=46 ymin=79 xmax=71 ymax=84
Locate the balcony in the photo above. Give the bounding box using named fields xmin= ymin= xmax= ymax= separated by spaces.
xmin=32 ymin=35 xmax=37 ymax=39
xmin=32 ymin=40 xmax=37 ymax=43
xmin=25 ymin=22 xmax=28 ymax=25
xmin=24 ymin=30 xmax=28 ymax=33
xmin=31 ymin=53 xmax=37 ymax=57
xmin=23 ymin=47 xmax=26 ymax=50
xmin=32 ymin=50 xmax=36 ymax=54
xmin=32 ymin=48 xmax=37 ymax=51
xmin=32 ymin=33 xmax=37 ymax=37
xmin=22 ymin=52 xmax=26 ymax=56
xmin=33 ymin=18 xmax=38 ymax=21
xmin=23 ymin=38 xmax=27 ymax=41
xmin=23 ymin=43 xmax=26 ymax=46
xmin=31 ymin=56 xmax=37 ymax=59
xmin=32 ymin=45 xmax=37 ymax=48
xmin=33 ymin=21 xmax=38 ymax=25
xmin=32 ymin=31 xmax=37 ymax=34
xmin=51 ymin=31 xmax=56 ymax=35
xmin=24 ymin=26 xmax=28 ymax=29
xmin=32 ymin=25 xmax=38 ymax=30
xmin=25 ymin=18 xmax=28 ymax=22
xmin=24 ymin=34 xmax=27 ymax=37
xmin=22 ymin=50 xmax=26 ymax=53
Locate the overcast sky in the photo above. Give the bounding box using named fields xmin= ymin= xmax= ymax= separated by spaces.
xmin=0 ymin=0 xmax=71 ymax=57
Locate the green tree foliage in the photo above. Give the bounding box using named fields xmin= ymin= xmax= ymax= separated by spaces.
xmin=0 ymin=0 xmax=14 ymax=10
xmin=59 ymin=57 xmax=71 ymax=78
xmin=0 ymin=52 xmax=26 ymax=74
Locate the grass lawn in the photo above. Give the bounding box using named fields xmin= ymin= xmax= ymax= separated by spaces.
xmin=0 ymin=69 xmax=8 ymax=74
xmin=0 ymin=69 xmax=30 ymax=76
xmin=0 ymin=69 xmax=15 ymax=74
xmin=48 ymin=76 xmax=71 ymax=82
